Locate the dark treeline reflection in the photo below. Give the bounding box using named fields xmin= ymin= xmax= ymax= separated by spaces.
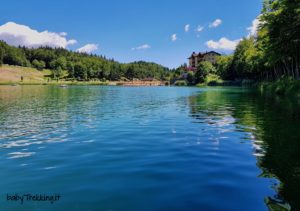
xmin=188 ymin=88 xmax=300 ymax=210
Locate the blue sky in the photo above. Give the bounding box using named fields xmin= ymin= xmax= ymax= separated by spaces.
xmin=0 ymin=0 xmax=262 ymax=68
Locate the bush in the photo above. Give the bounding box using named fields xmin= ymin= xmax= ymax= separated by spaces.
xmin=195 ymin=61 xmax=216 ymax=83
xmin=259 ymin=76 xmax=300 ymax=96
xmin=204 ymin=74 xmax=223 ymax=86
xmin=186 ymin=71 xmax=195 ymax=84
xmin=174 ymin=80 xmax=187 ymax=86
xmin=32 ymin=59 xmax=46 ymax=70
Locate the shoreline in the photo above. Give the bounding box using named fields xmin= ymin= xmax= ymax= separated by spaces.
xmin=0 ymin=80 xmax=167 ymax=86
xmin=0 ymin=65 xmax=168 ymax=87
xmin=1 ymin=65 xmax=299 ymax=97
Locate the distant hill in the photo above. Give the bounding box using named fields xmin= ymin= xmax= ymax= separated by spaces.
xmin=0 ymin=41 xmax=171 ymax=82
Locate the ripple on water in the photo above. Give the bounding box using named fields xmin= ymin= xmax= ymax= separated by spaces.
xmin=0 ymin=86 xmax=294 ymax=210
xmin=8 ymin=151 xmax=36 ymax=159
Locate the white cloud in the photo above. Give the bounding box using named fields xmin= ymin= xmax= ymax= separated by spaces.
xmin=60 ymin=32 xmax=67 ymax=36
xmin=209 ymin=19 xmax=222 ymax=28
xmin=196 ymin=25 xmax=204 ymax=32
xmin=68 ymin=40 xmax=77 ymax=45
xmin=247 ymin=16 xmax=261 ymax=38
xmin=0 ymin=22 xmax=77 ymax=48
xmin=76 ymin=44 xmax=98 ymax=53
xmin=131 ymin=44 xmax=151 ymax=50
xmin=171 ymin=34 xmax=177 ymax=41
xmin=206 ymin=37 xmax=241 ymax=50
xmin=184 ymin=24 xmax=190 ymax=32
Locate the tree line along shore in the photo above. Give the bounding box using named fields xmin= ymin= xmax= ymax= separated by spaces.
xmin=0 ymin=0 xmax=299 ymax=94
xmin=0 ymin=64 xmax=167 ymax=86
xmin=172 ymin=0 xmax=299 ymax=95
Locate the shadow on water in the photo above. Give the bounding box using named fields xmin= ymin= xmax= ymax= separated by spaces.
xmin=188 ymin=87 xmax=300 ymax=210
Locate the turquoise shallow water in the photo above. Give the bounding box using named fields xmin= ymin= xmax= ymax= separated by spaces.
xmin=0 ymin=86 xmax=299 ymax=210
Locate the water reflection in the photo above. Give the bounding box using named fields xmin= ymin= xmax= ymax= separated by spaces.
xmin=0 ymin=86 xmax=184 ymax=160
xmin=188 ymin=88 xmax=300 ymax=210
xmin=1 ymin=85 xmax=299 ymax=210
xmin=0 ymin=85 xmax=110 ymax=159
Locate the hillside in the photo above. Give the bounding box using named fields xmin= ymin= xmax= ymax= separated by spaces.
xmin=0 ymin=65 xmax=52 ymax=84
xmin=0 ymin=41 xmax=171 ymax=82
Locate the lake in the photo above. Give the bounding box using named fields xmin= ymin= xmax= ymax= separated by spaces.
xmin=0 ymin=85 xmax=299 ymax=211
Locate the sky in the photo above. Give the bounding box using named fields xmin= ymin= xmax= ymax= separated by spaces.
xmin=0 ymin=0 xmax=262 ymax=68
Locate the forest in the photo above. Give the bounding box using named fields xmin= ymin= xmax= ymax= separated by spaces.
xmin=173 ymin=0 xmax=299 ymax=87
xmin=0 ymin=0 xmax=298 ymax=86
xmin=0 ymin=41 xmax=170 ymax=81
xmin=216 ymin=0 xmax=299 ymax=81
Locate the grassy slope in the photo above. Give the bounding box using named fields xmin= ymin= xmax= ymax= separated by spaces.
xmin=0 ymin=64 xmax=111 ymax=85
xmin=0 ymin=64 xmax=164 ymax=86
xmin=0 ymin=64 xmax=51 ymax=84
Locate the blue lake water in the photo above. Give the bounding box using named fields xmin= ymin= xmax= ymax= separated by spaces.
xmin=0 ymin=86 xmax=299 ymax=210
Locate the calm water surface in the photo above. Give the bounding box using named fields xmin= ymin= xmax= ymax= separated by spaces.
xmin=0 ymin=86 xmax=299 ymax=211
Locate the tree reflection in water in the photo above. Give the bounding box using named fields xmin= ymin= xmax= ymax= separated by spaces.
xmin=188 ymin=88 xmax=300 ymax=210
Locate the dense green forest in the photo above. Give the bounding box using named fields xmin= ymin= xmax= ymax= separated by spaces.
xmin=0 ymin=41 xmax=170 ymax=81
xmin=173 ymin=0 xmax=299 ymax=86
xmin=216 ymin=0 xmax=299 ymax=81
xmin=0 ymin=0 xmax=298 ymax=85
